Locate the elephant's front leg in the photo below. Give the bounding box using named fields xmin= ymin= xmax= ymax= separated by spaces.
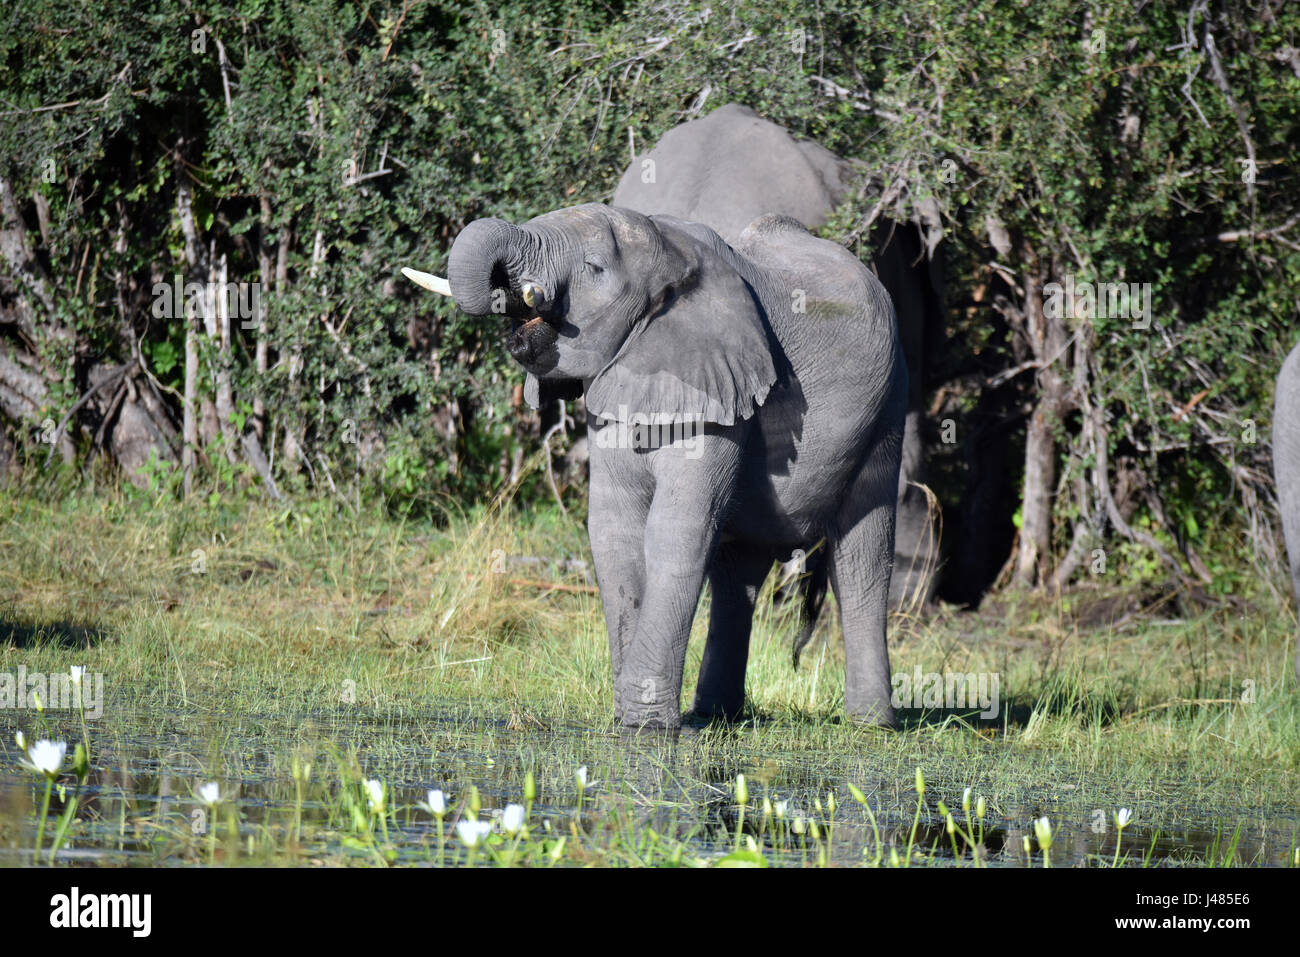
xmin=587 ymin=446 xmax=654 ymax=722
xmin=616 ymin=430 xmax=745 ymax=730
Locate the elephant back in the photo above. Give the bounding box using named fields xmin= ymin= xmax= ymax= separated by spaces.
xmin=614 ymin=103 xmax=851 ymax=246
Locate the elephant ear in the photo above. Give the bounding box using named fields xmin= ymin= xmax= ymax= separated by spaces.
xmin=585 ymin=216 xmax=777 ymax=426
xmin=524 ymin=373 xmax=584 ymax=410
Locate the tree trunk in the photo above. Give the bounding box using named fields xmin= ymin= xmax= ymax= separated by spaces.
xmin=1013 ymin=262 xmax=1069 ymax=587
xmin=176 ymin=173 xmax=203 ymax=496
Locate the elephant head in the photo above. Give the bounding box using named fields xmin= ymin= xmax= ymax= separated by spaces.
xmin=405 ymin=204 xmax=778 ymax=425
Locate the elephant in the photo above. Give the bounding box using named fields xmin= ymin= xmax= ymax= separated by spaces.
xmin=405 ymin=202 xmax=906 ymax=730
xmin=1273 ymin=340 xmax=1300 ymax=681
xmin=612 ymin=103 xmax=943 ymax=609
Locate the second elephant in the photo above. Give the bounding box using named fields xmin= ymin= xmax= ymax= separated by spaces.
xmin=1272 ymin=339 xmax=1300 ymax=681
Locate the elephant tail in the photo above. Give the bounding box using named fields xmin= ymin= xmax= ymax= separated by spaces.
xmin=791 ymin=545 xmax=831 ymax=668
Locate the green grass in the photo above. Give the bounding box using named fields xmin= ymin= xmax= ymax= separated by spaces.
xmin=0 ymin=487 xmax=1297 ymax=867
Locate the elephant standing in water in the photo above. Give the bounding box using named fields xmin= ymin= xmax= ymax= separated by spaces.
xmin=406 ymin=203 xmax=906 ymax=730
xmin=1273 ymin=340 xmax=1300 ymax=680
xmin=613 ymin=103 xmax=942 ymax=607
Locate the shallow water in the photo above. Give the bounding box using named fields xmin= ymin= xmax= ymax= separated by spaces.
xmin=0 ymin=695 xmax=1294 ymax=867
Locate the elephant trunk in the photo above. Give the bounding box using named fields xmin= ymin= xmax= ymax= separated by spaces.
xmin=447 ymin=218 xmax=541 ymax=316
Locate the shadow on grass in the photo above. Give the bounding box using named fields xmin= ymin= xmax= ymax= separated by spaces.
xmin=0 ymin=618 xmax=109 ymax=649
xmin=892 ymin=692 xmax=1123 ymax=733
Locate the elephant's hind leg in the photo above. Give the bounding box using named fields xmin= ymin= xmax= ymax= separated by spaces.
xmin=693 ymin=542 xmax=773 ymax=720
xmin=830 ymin=441 xmax=902 ymax=727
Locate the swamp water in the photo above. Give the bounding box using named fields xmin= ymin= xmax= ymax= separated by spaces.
xmin=1 ymin=692 xmax=1294 ymax=867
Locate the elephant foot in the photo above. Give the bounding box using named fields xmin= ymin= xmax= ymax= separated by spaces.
xmin=615 ymin=674 xmax=682 ymax=732
xmin=618 ymin=704 xmax=682 ymax=733
xmin=689 ymin=696 xmax=746 ymax=723
xmin=846 ymin=701 xmax=898 ymax=730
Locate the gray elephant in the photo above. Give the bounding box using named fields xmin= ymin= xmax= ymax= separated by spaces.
xmin=612 ymin=103 xmax=942 ymax=608
xmin=406 ymin=202 xmax=906 ymax=730
xmin=1273 ymin=340 xmax=1300 ymax=681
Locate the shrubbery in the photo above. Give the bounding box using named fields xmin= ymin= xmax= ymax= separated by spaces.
xmin=1 ymin=0 xmax=1296 ymax=593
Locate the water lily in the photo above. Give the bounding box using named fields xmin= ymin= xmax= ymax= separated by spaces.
xmin=69 ymin=666 xmax=85 ymax=687
xmin=22 ymin=740 xmax=67 ymax=859
xmin=734 ymin=774 xmax=748 ymax=805
xmin=15 ymin=730 xmax=25 ymax=751
xmin=422 ymin=789 xmax=446 ymax=817
xmin=1033 ymin=816 xmax=1053 ymax=850
xmin=22 ymin=740 xmax=66 ymax=779
xmin=197 ymin=782 xmax=221 ymax=807
xmin=502 ymin=803 xmax=525 ymax=836
xmin=364 ymin=779 xmax=385 ymax=813
xmin=1112 ymin=807 xmax=1134 ymax=867
xmin=456 ymin=820 xmax=493 ymax=847
xmin=1033 ymin=816 xmax=1054 ymax=866
xmin=962 ymin=788 xmax=972 ymax=814
xmin=575 ymin=766 xmax=589 ymax=788
xmin=773 ymin=799 xmax=788 ymax=820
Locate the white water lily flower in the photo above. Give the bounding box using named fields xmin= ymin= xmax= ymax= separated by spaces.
xmin=773 ymin=799 xmax=788 ymax=820
xmin=423 ymin=789 xmax=446 ymax=817
xmin=69 ymin=666 xmax=85 ymax=687
xmin=197 ymin=782 xmax=221 ymax=806
xmin=1033 ymin=816 xmax=1053 ymax=849
xmin=1115 ymin=807 xmax=1133 ymax=829
xmin=962 ymin=787 xmax=972 ymax=813
xmin=15 ymin=731 xmax=25 ymax=751
xmin=23 ymin=740 xmax=66 ymax=778
xmin=364 ymin=779 xmax=385 ymax=812
xmin=576 ymin=766 xmax=588 ymax=788
xmin=502 ymin=803 xmax=525 ymax=835
xmin=456 ymin=820 xmax=493 ymax=847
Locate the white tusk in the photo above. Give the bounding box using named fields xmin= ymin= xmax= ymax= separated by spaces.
xmin=401 ymin=267 xmax=452 ymax=297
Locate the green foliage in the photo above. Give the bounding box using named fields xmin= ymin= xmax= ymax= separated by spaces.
xmin=1 ymin=0 xmax=1296 ymax=578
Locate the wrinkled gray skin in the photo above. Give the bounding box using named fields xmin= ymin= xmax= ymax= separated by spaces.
xmin=446 ymin=204 xmax=906 ymax=730
xmin=613 ymin=103 xmax=940 ymax=607
xmin=1273 ymin=340 xmax=1300 ymax=681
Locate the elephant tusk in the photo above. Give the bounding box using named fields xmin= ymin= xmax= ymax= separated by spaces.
xmin=401 ymin=267 xmax=452 ymax=297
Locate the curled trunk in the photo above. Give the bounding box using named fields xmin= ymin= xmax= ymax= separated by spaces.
xmin=446 ymin=218 xmax=540 ymax=314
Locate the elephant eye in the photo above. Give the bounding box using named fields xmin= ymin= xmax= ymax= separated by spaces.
xmin=584 ymin=258 xmax=606 ymax=275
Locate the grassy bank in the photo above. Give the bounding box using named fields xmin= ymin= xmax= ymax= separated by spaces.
xmin=0 ymin=490 xmax=1297 ymax=867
